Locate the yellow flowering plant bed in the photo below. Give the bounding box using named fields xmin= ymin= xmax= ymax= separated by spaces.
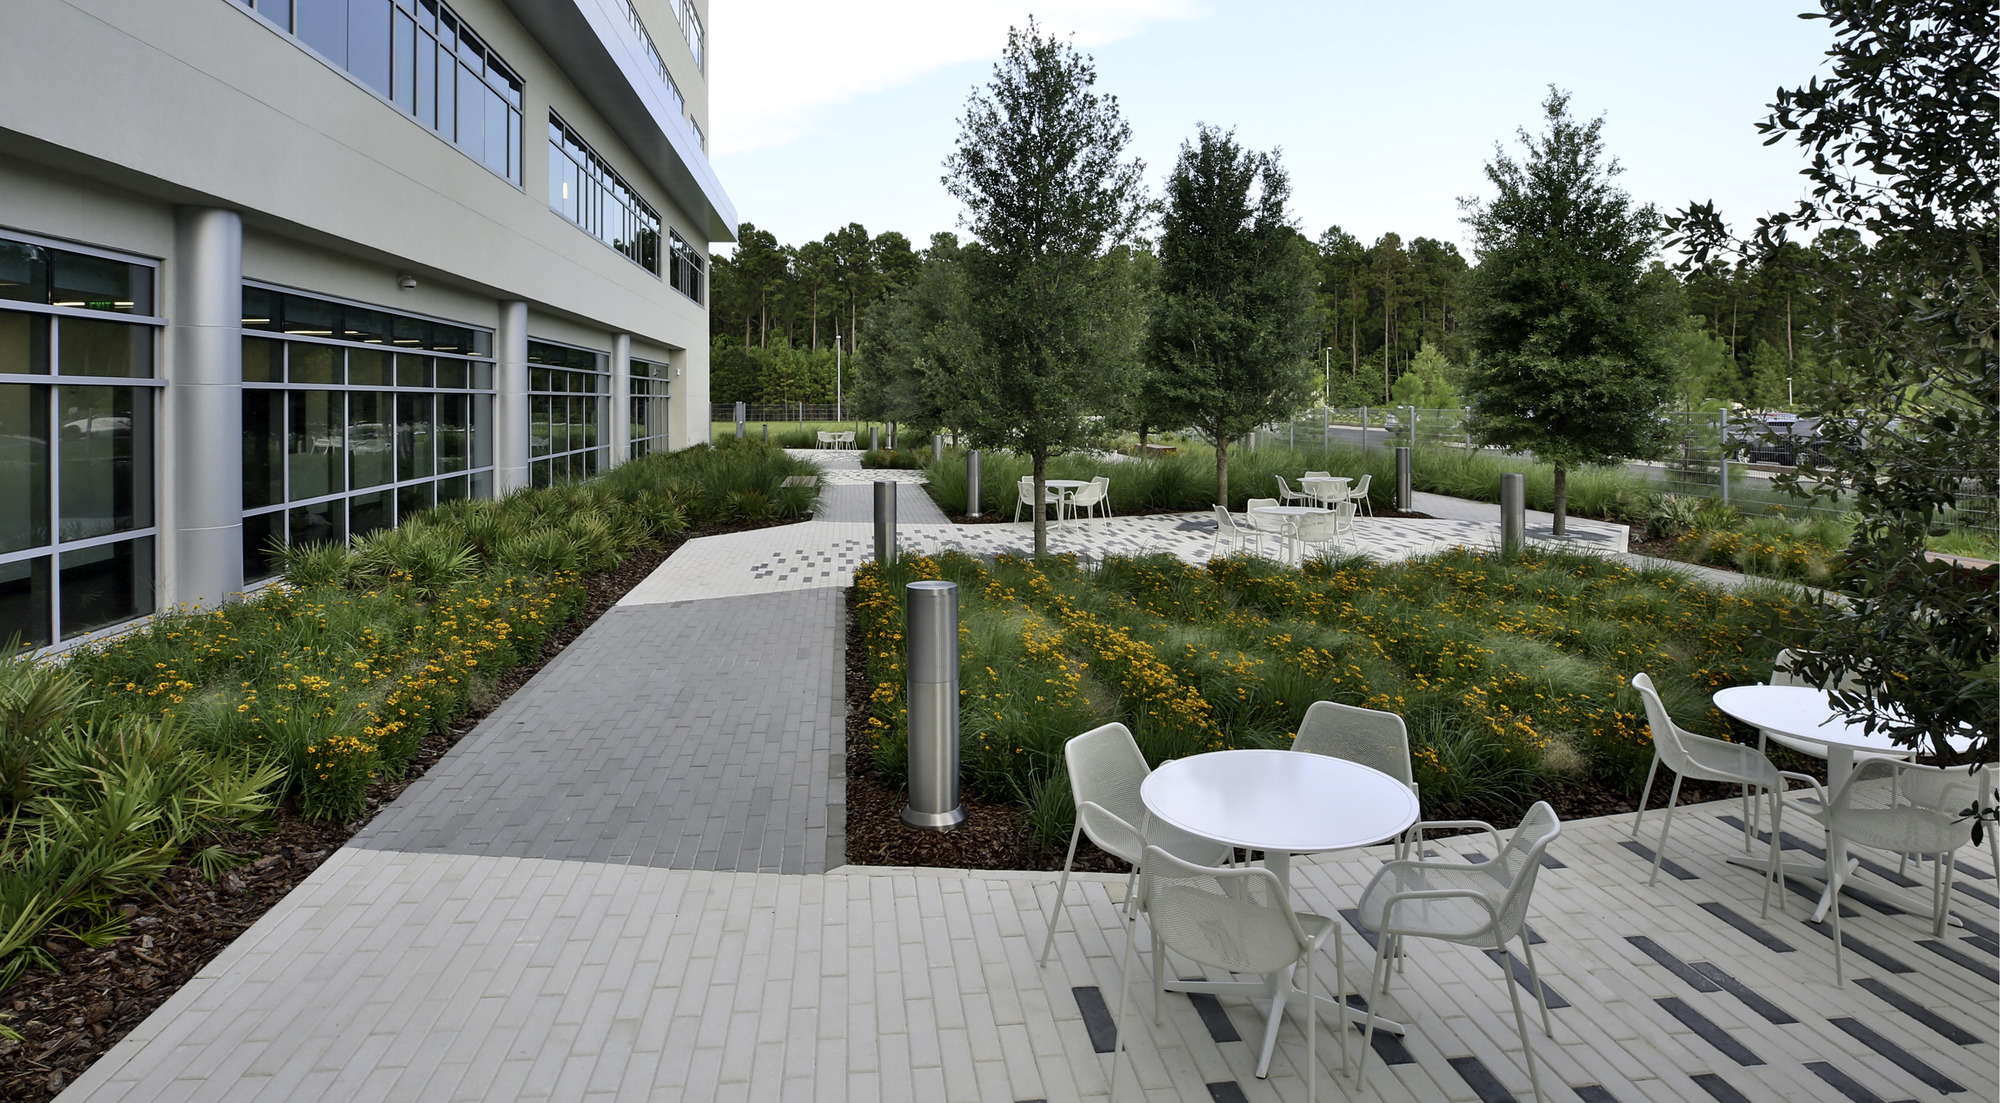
xmin=858 ymin=547 xmax=1811 ymax=844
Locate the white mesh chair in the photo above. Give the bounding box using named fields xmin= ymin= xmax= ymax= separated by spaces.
xmin=1277 ymin=475 xmax=1312 ymax=506
xmin=1815 ymin=759 xmax=1994 ymax=984
xmin=1068 ymin=479 xmax=1109 ymax=520
xmin=1351 ymin=473 xmax=1374 ymax=516
xmin=1293 ymin=510 xmax=1342 ymax=560
xmin=1038 ymin=723 xmax=1232 ymax=967
xmin=1014 ymin=475 xmax=1060 ymax=523
xmin=1294 ymin=701 xmax=1418 ymax=857
xmin=1211 ymin=505 xmax=1250 ymax=557
xmin=1629 ymin=673 xmax=1819 ymax=914
xmin=1112 ymin=846 xmax=1347 ymax=1102
xmin=1092 ymin=475 xmax=1113 ymax=517
xmin=1245 ymin=497 xmax=1283 ymax=557
xmin=1353 ymin=803 xmax=1562 ymax=1103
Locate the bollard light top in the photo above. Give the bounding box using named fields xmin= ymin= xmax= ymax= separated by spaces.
xmin=906 ymin=580 xmax=956 ymax=592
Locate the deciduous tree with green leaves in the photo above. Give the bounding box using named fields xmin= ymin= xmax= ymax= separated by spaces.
xmin=940 ymin=22 xmax=1149 ymax=557
xmin=1672 ymin=0 xmax=1996 ymax=766
xmin=1146 ymin=126 xmax=1319 ymax=506
xmin=1461 ymin=88 xmax=1674 ymax=535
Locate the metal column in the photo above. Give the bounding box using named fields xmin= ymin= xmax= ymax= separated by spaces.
xmin=966 ymin=451 xmax=982 ymax=517
xmin=494 ymin=300 xmax=530 ymax=494
xmin=166 ymin=206 xmax=244 ymax=608
xmin=1500 ymin=472 xmax=1525 ymax=555
xmin=1395 ymin=446 xmax=1413 ymax=511
xmin=873 ymin=481 xmax=897 ymax=566
xmin=901 ymin=580 xmax=965 ymax=830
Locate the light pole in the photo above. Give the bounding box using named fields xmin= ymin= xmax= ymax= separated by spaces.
xmin=834 ymin=330 xmax=843 ymax=422
xmin=1323 ymin=346 xmax=1331 ymax=408
xmin=1787 ymin=376 xmax=1793 ymax=408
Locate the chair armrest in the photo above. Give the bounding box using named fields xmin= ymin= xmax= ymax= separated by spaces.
xmin=1408 ymin=819 xmax=1504 ymax=852
xmin=1377 ymin=886 xmax=1500 ymax=935
xmin=1776 ymin=770 xmax=1825 ymax=802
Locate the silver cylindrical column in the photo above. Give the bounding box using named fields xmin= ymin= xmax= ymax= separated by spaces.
xmin=735 ymin=401 xmax=746 ymax=440
xmin=608 ymin=332 xmax=631 ymax=467
xmin=1500 ymin=472 xmax=1525 ymax=555
xmin=966 ymin=450 xmax=982 ymax=517
xmin=494 ymin=300 xmax=530 ymax=494
xmin=874 ymin=481 xmax=897 ymax=566
xmin=869 ymin=425 xmax=880 ymax=451
xmin=1395 ymin=446 xmax=1413 ymax=511
xmin=167 ymin=206 xmax=244 ymax=609
xmin=932 ymin=435 xmax=943 ymax=464
xmin=902 ymin=580 xmax=965 ymax=830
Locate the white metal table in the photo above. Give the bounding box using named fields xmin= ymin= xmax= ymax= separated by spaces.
xmin=1713 ymin=684 xmax=1969 ymax=923
xmin=1250 ymin=504 xmax=1327 ymax=562
xmin=1141 ymin=749 xmax=1421 ymax=1074
xmin=1044 ymin=479 xmax=1090 ymax=522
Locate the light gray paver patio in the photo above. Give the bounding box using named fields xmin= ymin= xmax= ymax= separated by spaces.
xmin=60 ymin=801 xmax=1999 ymax=1102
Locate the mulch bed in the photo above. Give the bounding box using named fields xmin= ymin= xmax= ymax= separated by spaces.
xmin=937 ymin=505 xmax=1437 ymax=526
xmin=0 ymin=516 xmax=791 ymax=1103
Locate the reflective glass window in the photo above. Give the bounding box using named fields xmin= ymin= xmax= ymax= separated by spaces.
xmin=59 ymin=536 xmax=152 ymax=639
xmin=242 ymin=389 xmax=284 ymax=509
xmin=58 ymin=318 xmax=153 ymax=378
xmin=0 ymin=384 xmax=49 ymax=551
xmin=0 ymin=312 xmax=49 ymax=375
xmin=288 ymin=390 xmax=345 ymax=500
xmin=57 ymin=386 xmax=152 ymax=540
xmin=0 ymin=241 xmax=49 ymax=305
xmin=396 ymin=392 xmax=434 ymax=478
xmin=0 ymin=557 xmax=51 ymax=649
xmin=289 ymin=499 xmax=345 ymax=549
xmin=289 ymin=343 xmax=340 ymax=384
xmin=243 ymin=335 xmax=283 ymax=382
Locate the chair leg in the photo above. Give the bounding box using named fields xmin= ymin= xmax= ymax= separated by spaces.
xmin=1037 ymin=824 xmax=1081 ymax=967
xmin=1933 ymin=852 xmax=1955 ymax=938
xmin=1498 ymin=937 xmax=1549 ymax=1103
xmin=1153 ymin=925 xmax=1167 ymax=1026
xmin=1519 ymin=934 xmax=1553 ymax=1038
xmin=1830 ymin=865 xmax=1846 ymax=986
xmin=1761 ymin=787 xmax=1785 ymax=919
xmin=1122 ymin=867 xmax=1139 ymax=917
xmin=1330 ymin=928 xmax=1351 ymax=1074
xmin=1632 ymin=752 xmax=1661 ymax=839
xmin=1357 ymin=943 xmax=1393 ymax=1093
xmin=1110 ymin=887 xmax=1142 ymax=1101
xmin=1650 ymin=774 xmax=1684 ymax=886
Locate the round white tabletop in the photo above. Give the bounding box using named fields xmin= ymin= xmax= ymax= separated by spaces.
xmin=1141 ymin=748 xmax=1419 ymax=854
xmin=1710 ymin=685 xmax=1899 ymax=754
xmin=1043 ymin=479 xmax=1091 ymax=489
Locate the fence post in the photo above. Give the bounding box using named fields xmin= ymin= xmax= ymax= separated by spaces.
xmin=1361 ymin=407 xmax=1370 ymax=456
xmin=1396 ymin=446 xmax=1413 ymax=511
xmin=734 ymin=401 xmax=745 ymax=440
xmin=1464 ymin=407 xmax=1473 ymax=450
xmin=966 ymin=450 xmax=982 ymax=517
xmin=873 ymin=481 xmax=897 ymax=567
xmin=1289 ymin=417 xmax=1295 ymax=449
xmin=1500 ymin=472 xmax=1525 ymax=555
xmin=1408 ymin=405 xmax=1418 ymax=449
xmin=1718 ymin=408 xmax=1731 ymax=508
xmin=901 ymin=580 xmax=965 ymax=831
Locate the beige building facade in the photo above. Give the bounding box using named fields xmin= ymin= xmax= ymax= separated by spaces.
xmin=0 ymin=0 xmax=732 ymax=648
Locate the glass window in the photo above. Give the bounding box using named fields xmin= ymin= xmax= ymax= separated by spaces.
xmin=670 ymin=230 xmax=704 ymax=304
xmin=437 ymin=392 xmax=469 ymax=472
xmin=0 ymin=241 xmax=49 ymax=305
xmin=242 ymin=510 xmax=284 ymax=583
xmin=289 ymin=343 xmax=341 ymax=384
xmin=1 ymin=238 xmax=153 ymax=316
xmin=242 ymin=389 xmax=284 ymax=509
xmin=349 ymin=391 xmax=394 ymax=489
xmin=57 ymin=386 xmax=152 ymax=541
xmin=58 ymin=319 xmax=153 ymax=378
xmin=547 ymin=112 xmax=662 ymax=274
xmin=0 ymin=312 xmax=49 ymax=375
xmin=288 ymin=390 xmax=345 ymax=500
xmin=289 ymin=499 xmax=345 ymax=549
xmin=349 ymin=489 xmax=392 ymax=538
xmin=348 ymin=0 xmax=393 ymax=95
xmin=295 ymin=0 xmax=348 ymax=65
xmin=0 ymin=384 xmax=49 ymax=551
xmin=0 ymin=557 xmax=51 ymax=649
xmin=396 ymin=393 xmax=433 ymax=478
xmin=59 ymin=537 xmax=152 ymax=640
xmin=243 ymin=335 xmax=283 ymax=382
xmin=348 ymin=347 xmax=391 ymax=386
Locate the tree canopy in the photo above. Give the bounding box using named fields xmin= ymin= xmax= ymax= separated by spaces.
xmin=1461 ymin=88 xmax=1674 ymax=532
xmin=1145 ymin=125 xmax=1319 ymax=506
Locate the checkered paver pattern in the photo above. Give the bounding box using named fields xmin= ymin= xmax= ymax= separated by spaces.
xmin=350 ymin=590 xmax=845 ymax=875
xmin=60 ymin=803 xmax=1998 ymax=1102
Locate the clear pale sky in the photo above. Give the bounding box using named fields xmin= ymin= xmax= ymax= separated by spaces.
xmin=707 ymin=1 xmax=1834 ymax=257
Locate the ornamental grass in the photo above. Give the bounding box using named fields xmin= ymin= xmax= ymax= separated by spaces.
xmin=858 ymin=547 xmax=1809 ymax=847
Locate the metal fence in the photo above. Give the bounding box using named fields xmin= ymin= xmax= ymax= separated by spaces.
xmin=712 ymin=402 xmax=851 ymax=423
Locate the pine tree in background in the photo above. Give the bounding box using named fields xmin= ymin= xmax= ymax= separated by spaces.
xmin=1461 ymin=88 xmax=1674 ymax=535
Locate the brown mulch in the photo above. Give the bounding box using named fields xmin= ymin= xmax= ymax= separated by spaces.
xmin=0 ymin=515 xmax=792 ymax=1103
xmin=937 ymin=505 xmax=1436 ymax=526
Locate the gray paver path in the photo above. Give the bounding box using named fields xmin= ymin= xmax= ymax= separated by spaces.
xmin=351 ymin=589 xmax=845 ymax=874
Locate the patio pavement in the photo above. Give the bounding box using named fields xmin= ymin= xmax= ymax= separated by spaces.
xmin=56 ymin=453 xmax=1995 ymax=1102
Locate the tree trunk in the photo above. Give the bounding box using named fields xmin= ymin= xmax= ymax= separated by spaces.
xmin=1032 ymin=452 xmax=1049 ymax=560
xmin=1216 ymin=440 xmax=1230 ymax=511
xmin=1138 ymin=425 xmax=1150 ymax=450
xmin=1552 ymin=465 xmax=1568 ymax=537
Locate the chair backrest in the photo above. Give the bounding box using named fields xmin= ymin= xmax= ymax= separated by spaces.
xmin=1830 ymin=757 xmax=1988 ymax=855
xmin=1304 ymin=470 xmax=1331 ymax=479
xmin=1332 ymin=500 xmax=1357 ymax=526
xmin=1017 ymin=475 xmax=1040 ymax=505
xmin=1293 ymin=512 xmax=1340 ymax=544
xmin=1490 ymin=802 xmax=1562 ymax=935
xmin=1276 ymin=476 xmax=1297 ymax=496
xmin=1065 ymin=723 xmax=1152 ymax=862
xmin=1294 ymin=701 xmax=1413 ymax=786
xmin=1630 ymin=672 xmax=1698 ymax=773
xmin=1352 ymin=472 xmax=1371 ymax=498
xmin=1212 ymin=504 xmax=1241 ymax=534
xmin=1139 ymin=846 xmax=1310 ymax=975
xmin=1245 ymin=498 xmax=1282 ymax=531
xmin=1071 ymin=482 xmax=1105 ymax=507
xmin=1770 ymin=647 xmax=1811 ymax=688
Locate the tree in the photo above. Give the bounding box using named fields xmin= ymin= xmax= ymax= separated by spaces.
xmin=856 ymin=234 xmax=973 ymax=433
xmin=1461 ymin=88 xmax=1674 ymax=534
xmin=1390 ymin=340 xmax=1461 ymax=410
xmin=940 ymin=21 xmax=1149 ymax=557
xmin=1145 ymin=126 xmax=1319 ymax=506
xmin=1671 ymin=0 xmax=1997 ymax=763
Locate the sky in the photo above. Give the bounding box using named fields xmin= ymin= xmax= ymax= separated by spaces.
xmin=707 ymin=1 xmax=1836 ymax=258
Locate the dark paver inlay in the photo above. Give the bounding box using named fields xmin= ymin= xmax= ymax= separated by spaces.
xmin=351 ymin=590 xmax=843 ymax=874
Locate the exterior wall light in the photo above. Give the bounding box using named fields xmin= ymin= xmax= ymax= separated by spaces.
xmin=398 ymin=274 xmax=418 ymax=290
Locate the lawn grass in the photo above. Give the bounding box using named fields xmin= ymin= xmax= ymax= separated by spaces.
xmin=857 ymin=547 xmax=1810 ymax=846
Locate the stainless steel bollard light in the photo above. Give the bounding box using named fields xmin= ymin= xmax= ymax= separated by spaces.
xmin=966 ymin=450 xmax=982 ymax=517
xmin=761 ymin=423 xmax=769 ymax=443
xmin=1395 ymin=446 xmax=1413 ymax=511
xmin=734 ymin=401 xmax=746 ymax=440
xmin=869 ymin=425 xmax=880 ymax=451
xmin=873 ymin=481 xmax=897 ymax=566
xmin=932 ymin=435 xmax=944 ymax=464
xmin=1500 ymin=472 xmax=1525 ymax=555
xmin=901 ymin=580 xmax=965 ymax=830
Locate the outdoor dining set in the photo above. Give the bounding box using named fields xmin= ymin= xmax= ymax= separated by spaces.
xmin=1212 ymin=471 xmax=1375 ymax=562
xmin=1033 ymin=654 xmax=1995 ymax=1103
